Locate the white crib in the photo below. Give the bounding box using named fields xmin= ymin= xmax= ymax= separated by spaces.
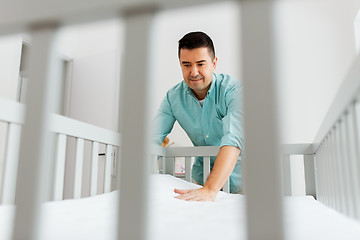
xmin=1 ymin=0 xmax=360 ymax=240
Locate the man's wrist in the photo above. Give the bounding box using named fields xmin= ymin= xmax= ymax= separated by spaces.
xmin=203 ymin=184 xmax=220 ymax=196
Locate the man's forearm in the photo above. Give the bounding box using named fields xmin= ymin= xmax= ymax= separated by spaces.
xmin=203 ymin=145 xmax=240 ymax=193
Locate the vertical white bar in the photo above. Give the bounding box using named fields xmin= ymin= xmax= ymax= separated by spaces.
xmin=241 ymin=1 xmax=284 ymax=239
xmin=327 ymin=134 xmax=334 ymax=208
xmin=346 ymin=104 xmax=360 ymax=219
xmin=158 ymin=156 xmax=164 ymax=174
xmin=53 ymin=133 xmax=67 ymax=201
xmin=315 ymin=146 xmax=323 ymax=202
xmin=324 ymin=135 xmax=332 ymax=207
xmin=90 ymin=141 xmax=99 ymax=196
xmin=118 ymin=6 xmax=158 ymax=240
xmin=222 ymin=179 xmax=230 ymax=193
xmin=185 ymin=157 xmax=192 ymax=182
xmin=203 ymin=156 xmax=211 ymax=184
xmin=339 ymin=116 xmax=354 ymax=216
xmin=13 ymin=24 xmax=60 ymax=240
xmin=329 ymin=128 xmax=341 ymax=211
xmin=1 ymin=123 xmax=22 ymax=204
xmin=343 ymin=113 xmax=357 ymax=218
xmin=334 ymin=122 xmax=348 ymax=214
xmin=164 ymin=157 xmax=175 ymax=175
xmin=318 ymin=144 xmax=325 ymax=202
xmin=104 ymin=145 xmax=113 ymax=193
xmin=352 ymin=102 xmax=360 ymax=219
xmin=282 ymin=155 xmax=292 ymax=196
xmin=328 ymin=131 xmax=337 ymax=209
xmin=326 ymin=135 xmax=333 ymax=207
xmin=73 ymin=138 xmax=84 ymax=199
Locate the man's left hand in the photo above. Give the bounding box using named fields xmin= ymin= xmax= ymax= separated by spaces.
xmin=174 ymin=187 xmax=217 ymax=201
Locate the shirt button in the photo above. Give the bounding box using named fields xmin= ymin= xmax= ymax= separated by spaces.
xmin=206 ymin=135 xmax=209 ymax=138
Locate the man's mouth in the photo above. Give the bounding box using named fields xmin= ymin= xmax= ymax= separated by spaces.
xmin=190 ymin=78 xmax=203 ymax=82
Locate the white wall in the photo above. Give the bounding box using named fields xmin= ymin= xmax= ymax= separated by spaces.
xmin=0 ymin=35 xmax=22 ymax=100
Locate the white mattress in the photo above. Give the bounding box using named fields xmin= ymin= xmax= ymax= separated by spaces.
xmin=1 ymin=174 xmax=360 ymax=240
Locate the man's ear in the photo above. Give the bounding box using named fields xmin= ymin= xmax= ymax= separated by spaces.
xmin=212 ymin=56 xmax=218 ymax=70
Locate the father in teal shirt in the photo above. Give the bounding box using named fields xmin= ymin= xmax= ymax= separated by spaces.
xmin=153 ymin=31 xmax=244 ymax=201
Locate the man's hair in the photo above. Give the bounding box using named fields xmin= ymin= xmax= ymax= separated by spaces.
xmin=178 ymin=31 xmax=215 ymax=60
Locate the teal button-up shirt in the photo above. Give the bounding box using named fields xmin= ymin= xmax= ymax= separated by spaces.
xmin=153 ymin=73 xmax=244 ymax=193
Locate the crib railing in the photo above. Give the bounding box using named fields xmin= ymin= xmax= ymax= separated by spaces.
xmin=152 ymin=146 xmax=231 ymax=193
xmin=281 ymin=57 xmax=360 ymax=221
xmin=313 ymin=101 xmax=360 ymax=220
xmin=312 ymin=56 xmax=360 ymax=221
xmin=0 ymin=98 xmax=121 ymax=204
xmin=49 ymin=114 xmax=121 ymax=200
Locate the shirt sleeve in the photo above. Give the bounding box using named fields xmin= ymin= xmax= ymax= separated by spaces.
xmin=152 ymin=93 xmax=176 ymax=145
xmin=220 ymin=83 xmax=244 ymax=153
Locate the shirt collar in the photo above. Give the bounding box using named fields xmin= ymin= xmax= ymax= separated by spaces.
xmin=206 ymin=73 xmax=217 ymax=96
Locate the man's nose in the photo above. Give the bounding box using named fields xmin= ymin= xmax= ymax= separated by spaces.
xmin=190 ymin=66 xmax=199 ymax=76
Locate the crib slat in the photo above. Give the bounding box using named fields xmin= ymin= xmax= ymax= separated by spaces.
xmin=339 ymin=116 xmax=354 ymax=216
xmin=332 ymin=129 xmax=342 ymax=211
xmin=73 ymin=138 xmax=84 ymax=199
xmin=203 ymin=156 xmax=210 ymax=184
xmin=53 ymin=134 xmax=67 ymax=201
xmin=330 ymin=126 xmax=341 ymax=212
xmin=1 ymin=123 xmax=22 ymax=204
xmin=346 ymin=104 xmax=360 ymax=218
xmin=343 ymin=113 xmax=358 ymax=218
xmin=241 ymin=1 xmax=284 ymax=239
xmin=318 ymin=144 xmax=325 ymax=203
xmin=315 ymin=145 xmax=322 ymax=202
xmin=323 ymin=136 xmax=330 ymax=206
xmin=222 ymin=179 xmax=230 ymax=193
xmin=13 ymin=25 xmax=61 ymax=240
xmin=164 ymin=157 xmax=175 ymax=176
xmin=334 ymin=122 xmax=347 ymax=214
xmin=90 ymin=141 xmax=99 ymax=196
xmin=158 ymin=156 xmax=164 ymax=174
xmin=352 ymin=102 xmax=360 ymax=219
xmin=104 ymin=145 xmax=113 ymax=193
xmin=185 ymin=157 xmax=192 ymax=182
xmin=118 ymin=8 xmax=156 ymax=240
xmin=329 ymin=130 xmax=338 ymax=209
xmin=328 ymin=132 xmax=336 ymax=208
xmin=326 ymin=133 xmax=334 ymax=208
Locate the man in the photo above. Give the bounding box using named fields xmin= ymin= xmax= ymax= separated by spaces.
xmin=153 ymin=31 xmax=244 ymax=201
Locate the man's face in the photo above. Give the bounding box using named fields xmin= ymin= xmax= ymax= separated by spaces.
xmin=179 ymin=47 xmax=217 ymax=100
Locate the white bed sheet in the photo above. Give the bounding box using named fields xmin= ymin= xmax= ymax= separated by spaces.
xmin=1 ymin=174 xmax=360 ymax=240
